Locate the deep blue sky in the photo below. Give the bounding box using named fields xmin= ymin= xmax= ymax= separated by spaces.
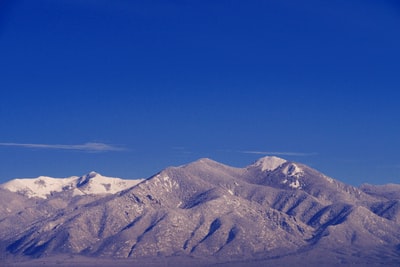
xmin=1 ymin=0 xmax=400 ymax=185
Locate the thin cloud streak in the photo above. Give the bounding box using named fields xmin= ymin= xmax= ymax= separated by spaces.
xmin=242 ymin=150 xmax=318 ymax=157
xmin=0 ymin=142 xmax=125 ymax=152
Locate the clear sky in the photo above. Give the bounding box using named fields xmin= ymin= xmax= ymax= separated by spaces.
xmin=1 ymin=0 xmax=400 ymax=185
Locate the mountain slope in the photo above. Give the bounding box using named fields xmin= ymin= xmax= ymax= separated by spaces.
xmin=1 ymin=157 xmax=400 ymax=266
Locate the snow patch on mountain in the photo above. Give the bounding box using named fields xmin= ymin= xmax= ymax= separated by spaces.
xmin=281 ymin=163 xmax=304 ymax=189
xmin=152 ymin=174 xmax=179 ymax=192
xmin=288 ymin=179 xmax=301 ymax=189
xmin=253 ymin=156 xmax=287 ymax=171
xmin=282 ymin=163 xmax=304 ymax=178
xmin=0 ymin=172 xmax=143 ymax=199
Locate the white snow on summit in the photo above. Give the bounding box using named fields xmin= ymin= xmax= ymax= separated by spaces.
xmin=0 ymin=172 xmax=143 ymax=199
xmin=76 ymin=171 xmax=143 ymax=195
xmin=253 ymin=156 xmax=287 ymax=171
xmin=1 ymin=176 xmax=78 ymax=199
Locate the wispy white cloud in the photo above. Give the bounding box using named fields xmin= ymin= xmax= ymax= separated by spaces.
xmin=0 ymin=142 xmax=125 ymax=152
xmin=241 ymin=150 xmax=317 ymax=156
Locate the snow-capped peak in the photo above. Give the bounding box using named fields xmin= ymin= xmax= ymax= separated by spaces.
xmin=74 ymin=172 xmax=143 ymax=195
xmin=88 ymin=171 xmax=99 ymax=178
xmin=253 ymin=156 xmax=287 ymax=171
xmin=0 ymin=176 xmax=78 ymax=199
xmin=0 ymin=172 xmax=143 ymax=199
xmin=77 ymin=171 xmax=99 ymax=187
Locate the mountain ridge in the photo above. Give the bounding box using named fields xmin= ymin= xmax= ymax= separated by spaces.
xmin=1 ymin=156 xmax=400 ymax=267
xmin=0 ymin=172 xmax=144 ymax=199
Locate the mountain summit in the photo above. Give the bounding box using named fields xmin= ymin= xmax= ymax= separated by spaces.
xmin=1 ymin=157 xmax=400 ymax=267
xmin=251 ymin=156 xmax=287 ymax=171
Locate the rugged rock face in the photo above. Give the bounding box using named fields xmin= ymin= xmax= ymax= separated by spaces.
xmin=1 ymin=157 xmax=400 ymax=266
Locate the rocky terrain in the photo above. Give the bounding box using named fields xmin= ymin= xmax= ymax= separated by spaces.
xmin=1 ymin=156 xmax=400 ymax=266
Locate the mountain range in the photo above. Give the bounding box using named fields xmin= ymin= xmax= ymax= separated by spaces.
xmin=1 ymin=156 xmax=400 ymax=267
